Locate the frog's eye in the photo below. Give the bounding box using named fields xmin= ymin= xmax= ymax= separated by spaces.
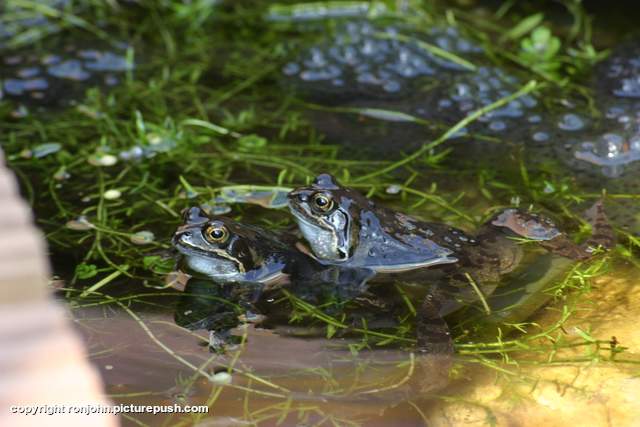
xmin=204 ymin=224 xmax=229 ymax=244
xmin=312 ymin=192 xmax=333 ymax=213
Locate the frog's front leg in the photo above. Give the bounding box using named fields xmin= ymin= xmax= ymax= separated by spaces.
xmin=492 ymin=200 xmax=615 ymax=261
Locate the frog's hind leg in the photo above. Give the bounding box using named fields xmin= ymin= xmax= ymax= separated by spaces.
xmin=410 ymin=286 xmax=455 ymax=393
xmin=539 ymin=199 xmax=615 ymax=260
xmin=492 ymin=200 xmax=615 ymax=261
xmin=583 ymin=199 xmax=616 ymax=250
xmin=416 ymin=287 xmax=454 ymax=355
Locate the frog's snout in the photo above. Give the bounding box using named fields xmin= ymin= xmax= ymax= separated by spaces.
xmin=172 ymin=225 xmax=195 ymax=246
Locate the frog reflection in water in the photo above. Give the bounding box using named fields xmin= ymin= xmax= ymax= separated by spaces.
xmin=172 ymin=207 xmax=437 ymax=352
xmin=288 ymin=174 xmax=615 ymax=348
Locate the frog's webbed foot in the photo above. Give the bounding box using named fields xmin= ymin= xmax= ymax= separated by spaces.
xmin=416 ymin=289 xmax=454 ymax=355
xmin=208 ymin=330 xmax=227 ymax=354
xmin=492 ymin=200 xmax=615 ymax=261
xmin=539 ymin=200 xmax=615 ymax=260
xmin=207 ymin=329 xmax=244 ymax=354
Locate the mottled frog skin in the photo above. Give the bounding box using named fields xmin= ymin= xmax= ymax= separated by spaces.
xmin=288 ymin=174 xmax=615 ymax=351
xmin=288 ymin=174 xmax=614 ymax=272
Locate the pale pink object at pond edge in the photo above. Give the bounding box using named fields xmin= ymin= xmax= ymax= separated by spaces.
xmin=0 ymin=151 xmax=117 ymax=427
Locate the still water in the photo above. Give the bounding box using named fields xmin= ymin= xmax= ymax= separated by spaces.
xmin=2 ymin=1 xmax=640 ymax=426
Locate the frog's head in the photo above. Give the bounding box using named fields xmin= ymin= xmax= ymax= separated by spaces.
xmin=173 ymin=207 xmax=287 ymax=284
xmin=288 ymin=174 xmax=370 ymax=263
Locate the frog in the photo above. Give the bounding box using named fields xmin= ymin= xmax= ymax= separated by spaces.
xmin=172 ymin=206 xmax=454 ymax=359
xmin=173 ymin=206 xmax=375 ymax=291
xmin=287 ymin=174 xmax=615 ymax=348
xmin=288 ymin=174 xmax=613 ymax=270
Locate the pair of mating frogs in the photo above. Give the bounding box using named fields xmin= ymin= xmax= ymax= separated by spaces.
xmin=173 ymin=174 xmax=614 ymax=354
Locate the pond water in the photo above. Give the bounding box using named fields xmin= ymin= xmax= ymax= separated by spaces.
xmin=2 ymin=1 xmax=640 ymax=426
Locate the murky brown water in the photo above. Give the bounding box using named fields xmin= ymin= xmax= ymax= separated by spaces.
xmin=68 ymin=264 xmax=639 ymax=427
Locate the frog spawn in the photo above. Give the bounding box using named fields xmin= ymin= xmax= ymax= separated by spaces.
xmin=284 ymin=21 xmax=640 ymax=179
xmin=1 ymin=47 xmax=132 ymax=107
xmin=281 ymin=21 xmax=592 ymax=147
xmin=283 ymin=21 xmax=482 ymax=96
xmin=564 ymin=96 xmax=640 ymax=178
xmin=561 ymin=46 xmax=640 ymax=177
xmin=1 ymin=0 xmax=132 ymax=108
xmin=436 ymin=66 xmax=539 ymax=134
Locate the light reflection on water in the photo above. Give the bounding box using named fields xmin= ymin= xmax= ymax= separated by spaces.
xmin=74 ymin=304 xmax=450 ymax=426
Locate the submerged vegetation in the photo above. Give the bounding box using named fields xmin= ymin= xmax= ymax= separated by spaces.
xmin=2 ymin=0 xmax=640 ymax=425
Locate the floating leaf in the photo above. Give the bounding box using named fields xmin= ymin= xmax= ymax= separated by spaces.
xmin=65 ymin=216 xmax=94 ymax=231
xmin=103 ymin=189 xmax=122 ymax=200
xmin=266 ymin=1 xmax=388 ymax=22
xmin=215 ymin=185 xmax=292 ymax=209
xmin=210 ymin=372 xmax=232 ymax=385
xmin=88 ymin=152 xmax=118 ymax=167
xmin=32 ymin=143 xmax=62 ymax=158
xmin=385 ymin=184 xmax=402 ymax=194
xmin=200 ymin=203 xmax=232 ymax=215
xmin=358 ymin=108 xmax=419 ymax=122
xmin=130 ymin=230 xmax=155 ymax=245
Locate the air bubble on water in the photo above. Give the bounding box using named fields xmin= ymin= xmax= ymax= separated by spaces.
xmin=41 ymin=54 xmax=61 ymax=65
xmin=17 ymin=67 xmax=41 ymax=78
xmin=558 ymin=113 xmax=585 ymax=131
xmin=104 ymin=74 xmax=119 ymax=86
xmin=47 ymin=59 xmax=90 ymax=81
xmin=282 ymin=62 xmax=300 ymax=76
xmin=606 ymin=105 xmax=625 ymax=118
xmin=383 ymin=80 xmax=401 ymax=92
xmin=4 ymin=78 xmax=49 ymax=95
xmin=489 ymin=120 xmax=506 ymax=131
xmin=66 ymin=215 xmax=94 ymax=231
xmin=532 ymin=131 xmax=550 ymax=142
xmin=83 ymin=51 xmax=131 ymax=72
xmin=438 ymin=99 xmax=453 ymax=108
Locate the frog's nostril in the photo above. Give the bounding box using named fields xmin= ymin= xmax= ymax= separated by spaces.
xmin=298 ymin=193 xmax=308 ymax=202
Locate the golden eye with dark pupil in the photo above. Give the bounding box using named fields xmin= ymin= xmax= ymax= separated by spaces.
xmin=312 ymin=193 xmax=333 ymax=212
xmin=205 ymin=225 xmax=228 ymax=243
